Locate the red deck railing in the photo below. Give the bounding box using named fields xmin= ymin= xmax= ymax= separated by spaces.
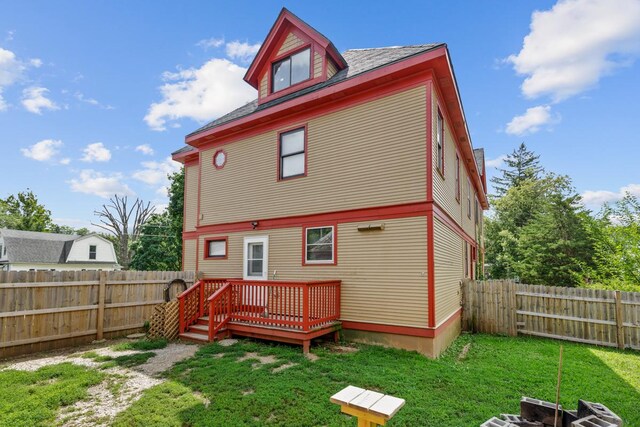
xmin=180 ymin=278 xmax=341 ymax=338
xmin=224 ymin=279 xmax=341 ymax=332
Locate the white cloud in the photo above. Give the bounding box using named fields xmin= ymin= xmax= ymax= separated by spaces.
xmin=197 ymin=37 xmax=225 ymax=49
xmin=506 ymin=105 xmax=558 ymax=136
xmin=145 ymin=58 xmax=256 ymax=131
xmin=132 ymin=156 xmax=181 ymax=187
xmin=508 ymin=0 xmax=640 ymax=101
xmin=29 ymin=58 xmax=42 ymax=68
xmin=21 ymin=139 xmax=63 ymax=161
xmin=74 ymin=92 xmax=114 ymax=109
xmin=225 ymin=41 xmax=261 ymax=62
xmin=21 ymin=86 xmax=59 ymax=114
xmin=60 ymin=157 xmax=71 ymax=165
xmin=486 ymin=155 xmax=508 ymax=169
xmin=68 ymin=170 xmax=134 ymax=198
xmin=0 ymin=47 xmax=26 ymax=111
xmin=5 ymin=30 xmax=15 ymax=42
xmin=135 ymin=144 xmax=154 ymax=156
xmin=581 ymin=183 xmax=640 ymax=207
xmin=81 ymin=142 xmax=112 ymax=162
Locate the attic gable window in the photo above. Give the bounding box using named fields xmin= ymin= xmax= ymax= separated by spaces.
xmin=272 ymin=48 xmax=310 ymax=92
xmin=89 ymin=245 xmax=97 ymax=260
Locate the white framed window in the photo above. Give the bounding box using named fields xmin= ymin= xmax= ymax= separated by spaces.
xmin=243 ymin=236 xmax=269 ymax=280
xmin=89 ymin=245 xmax=97 ymax=260
xmin=304 ymin=226 xmax=334 ymax=264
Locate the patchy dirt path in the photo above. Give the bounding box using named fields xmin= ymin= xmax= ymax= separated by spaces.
xmin=1 ymin=341 xmax=198 ymax=427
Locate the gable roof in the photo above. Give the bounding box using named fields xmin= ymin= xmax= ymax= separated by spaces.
xmin=244 ymin=8 xmax=347 ymax=89
xmin=176 ymin=43 xmax=441 ymax=145
xmin=0 ymin=229 xmax=116 ymax=265
xmin=1 ymin=229 xmax=77 ymax=264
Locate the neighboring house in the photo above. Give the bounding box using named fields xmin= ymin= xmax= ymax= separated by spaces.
xmin=172 ymin=8 xmax=488 ymax=356
xmin=0 ymin=229 xmax=120 ymax=271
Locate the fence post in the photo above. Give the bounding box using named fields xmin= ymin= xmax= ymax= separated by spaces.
xmin=509 ymin=281 xmax=518 ymax=336
xmin=96 ymin=271 xmax=107 ymax=340
xmin=615 ymin=290 xmax=625 ymax=349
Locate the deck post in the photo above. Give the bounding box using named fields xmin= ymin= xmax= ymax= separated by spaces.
xmin=199 ymin=280 xmax=205 ymax=318
xmin=303 ymin=284 xmax=310 ymax=332
xmin=303 ymin=340 xmax=310 ymax=354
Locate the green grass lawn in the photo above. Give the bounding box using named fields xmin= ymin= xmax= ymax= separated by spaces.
xmin=0 ymin=363 xmax=104 ymax=427
xmin=114 ymin=334 xmax=640 ymax=427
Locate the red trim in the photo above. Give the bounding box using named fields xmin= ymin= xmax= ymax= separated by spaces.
xmin=433 ymin=202 xmax=477 ymax=246
xmin=341 ymin=309 xmax=460 ymax=338
xmin=196 ymin=153 xmax=202 ymax=228
xmin=277 ymin=124 xmax=308 ymax=181
xmin=183 ymin=201 xmax=428 ymax=238
xmin=203 ymin=236 xmax=228 ymax=260
xmin=244 ymin=8 xmax=346 ymax=89
xmin=455 ymin=153 xmax=461 ymax=202
xmin=425 ymin=82 xmax=436 ymax=329
xmin=302 ymin=224 xmax=337 ymax=266
xmin=195 ymin=237 xmax=200 ymax=272
xmin=189 ymin=50 xmax=442 ymax=145
xmin=212 ymin=149 xmax=227 ymax=170
xmin=436 ymin=108 xmax=445 ymax=177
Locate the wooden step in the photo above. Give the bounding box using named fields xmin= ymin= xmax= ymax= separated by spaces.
xmin=189 ymin=324 xmax=210 ymax=335
xmin=196 ymin=316 xmax=209 ymax=326
xmin=179 ymin=332 xmax=209 ymax=343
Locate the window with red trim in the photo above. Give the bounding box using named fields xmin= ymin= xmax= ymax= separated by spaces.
xmin=205 ymin=237 xmax=227 ymax=259
xmin=455 ymin=154 xmax=461 ymax=202
xmin=436 ymin=109 xmax=444 ymax=175
xmin=279 ymin=127 xmax=306 ymax=179
xmin=304 ymin=226 xmax=334 ymax=264
xmin=464 ymin=242 xmax=469 ymax=278
xmin=466 ymin=178 xmax=472 ymax=218
xmin=272 ymin=48 xmax=311 ymax=93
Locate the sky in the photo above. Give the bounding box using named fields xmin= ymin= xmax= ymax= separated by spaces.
xmin=1 ymin=0 xmax=639 ymax=231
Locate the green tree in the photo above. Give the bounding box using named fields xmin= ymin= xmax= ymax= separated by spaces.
xmin=128 ymin=168 xmax=184 ymax=271
xmin=0 ymin=190 xmax=53 ymax=231
xmin=491 ymin=143 xmax=544 ymax=196
xmin=590 ymin=193 xmax=640 ymax=288
xmin=129 ymin=212 xmax=181 ymax=271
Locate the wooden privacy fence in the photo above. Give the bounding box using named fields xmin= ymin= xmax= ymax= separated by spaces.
xmin=461 ymin=280 xmax=640 ymax=350
xmin=0 ymin=270 xmax=195 ymax=359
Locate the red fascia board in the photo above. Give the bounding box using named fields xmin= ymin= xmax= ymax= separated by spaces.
xmin=189 ymin=46 xmax=448 ymax=146
xmin=244 ymin=8 xmax=344 ymax=88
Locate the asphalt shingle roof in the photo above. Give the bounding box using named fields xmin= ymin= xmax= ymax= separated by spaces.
xmin=0 ymin=229 xmax=78 ymax=264
xmin=173 ymin=44 xmax=442 ymax=155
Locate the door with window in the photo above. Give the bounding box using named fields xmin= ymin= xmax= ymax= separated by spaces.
xmin=243 ymin=236 xmax=269 ymax=310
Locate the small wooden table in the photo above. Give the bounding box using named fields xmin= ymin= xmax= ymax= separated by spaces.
xmin=330 ymin=385 xmax=405 ymax=427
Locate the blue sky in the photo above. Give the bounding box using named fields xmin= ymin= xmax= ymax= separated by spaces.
xmin=1 ymin=0 xmax=639 ymax=230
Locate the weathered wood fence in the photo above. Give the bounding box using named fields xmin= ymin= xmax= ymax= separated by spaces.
xmin=461 ymin=280 xmax=640 ymax=350
xmin=0 ymin=270 xmax=196 ymax=359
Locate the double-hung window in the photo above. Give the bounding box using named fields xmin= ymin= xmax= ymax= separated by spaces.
xmin=436 ymin=109 xmax=444 ymax=174
xmin=89 ymin=245 xmax=97 ymax=260
xmin=279 ymin=127 xmax=306 ymax=179
xmin=455 ymin=154 xmax=461 ymax=201
xmin=272 ymin=48 xmax=310 ymax=92
xmin=305 ymin=226 xmax=334 ymax=264
xmin=466 ymin=178 xmax=472 ymax=218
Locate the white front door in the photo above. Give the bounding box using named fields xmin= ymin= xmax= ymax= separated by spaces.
xmin=243 ymin=236 xmax=269 ymax=281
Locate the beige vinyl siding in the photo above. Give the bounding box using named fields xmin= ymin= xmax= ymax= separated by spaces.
xmin=432 ymin=90 xmax=462 ymax=225
xmin=277 ymin=32 xmax=304 ymax=56
xmin=200 ymin=86 xmax=427 ymax=225
xmin=326 ymin=59 xmax=337 ymax=79
xmin=197 ymin=216 xmax=428 ymax=327
xmin=183 ymin=239 xmax=197 ymax=271
xmin=259 ymin=73 xmax=268 ymax=98
xmin=313 ymin=51 xmax=322 ymax=78
xmin=184 ymin=164 xmax=199 ymax=232
xmin=434 ymin=218 xmax=463 ymax=324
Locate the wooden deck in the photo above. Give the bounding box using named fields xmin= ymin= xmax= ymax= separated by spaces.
xmin=178 ymin=278 xmax=341 ymax=352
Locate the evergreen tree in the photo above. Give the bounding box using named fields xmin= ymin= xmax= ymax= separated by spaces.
xmin=129 ymin=212 xmax=180 ymax=271
xmin=491 ymin=143 xmax=544 ymax=196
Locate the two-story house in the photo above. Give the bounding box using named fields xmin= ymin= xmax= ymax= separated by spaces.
xmin=0 ymin=229 xmax=120 ymax=271
xmin=172 ymin=8 xmax=487 ymax=357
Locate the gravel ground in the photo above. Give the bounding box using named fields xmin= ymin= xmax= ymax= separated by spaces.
xmin=1 ymin=340 xmax=199 ymax=426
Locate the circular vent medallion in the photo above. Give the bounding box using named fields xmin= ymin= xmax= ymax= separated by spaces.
xmin=213 ymin=150 xmax=226 ymax=169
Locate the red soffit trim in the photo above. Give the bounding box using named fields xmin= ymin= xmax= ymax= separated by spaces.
xmin=244 ymin=8 xmax=346 ymax=89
